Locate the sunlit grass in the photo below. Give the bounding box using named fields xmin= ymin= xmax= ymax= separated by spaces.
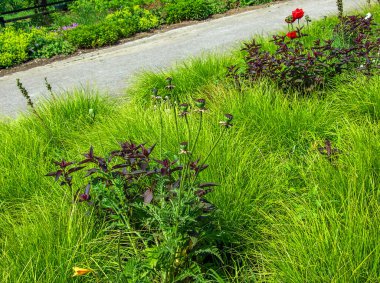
xmin=0 ymin=4 xmax=379 ymax=282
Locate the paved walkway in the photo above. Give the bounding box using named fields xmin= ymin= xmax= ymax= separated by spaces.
xmin=0 ymin=0 xmax=368 ymax=117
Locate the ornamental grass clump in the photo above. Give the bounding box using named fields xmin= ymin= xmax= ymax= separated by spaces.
xmin=229 ymin=9 xmax=380 ymax=93
xmin=46 ymin=83 xmax=234 ymax=281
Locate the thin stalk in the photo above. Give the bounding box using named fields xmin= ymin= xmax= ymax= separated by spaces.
xmin=185 ymin=115 xmax=191 ymax=152
xmin=117 ymin=230 xmax=122 ymax=272
xmin=159 ymin=107 xmax=163 ymax=159
xmin=193 ymin=127 xmax=227 ymax=184
xmin=200 ymin=128 xmax=226 ymax=170
xmin=173 ymin=104 xmax=180 ymax=147
xmin=190 ymin=111 xmax=203 ymax=154
xmin=178 ymin=115 xmax=192 ymax=193
xmin=337 ymin=0 xmax=343 ymax=18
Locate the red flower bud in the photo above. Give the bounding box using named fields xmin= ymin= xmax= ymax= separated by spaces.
xmin=286 ymin=31 xmax=298 ymax=39
xmin=285 ymin=15 xmax=295 ymax=24
xmin=292 ymin=8 xmax=304 ymax=20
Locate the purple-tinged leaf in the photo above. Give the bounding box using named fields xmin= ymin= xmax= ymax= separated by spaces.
xmin=83 ymin=146 xmax=94 ymax=159
xmin=143 ymin=189 xmax=153 ymax=204
xmin=54 ymin=160 xmax=74 ymax=168
xmin=146 ymin=169 xmax=158 ymax=176
xmin=112 ymin=164 xmax=129 ymax=170
xmin=128 ymin=170 xmax=146 ymax=176
xmin=78 ymin=184 xmax=91 ymax=202
xmin=325 ymin=140 xmax=332 ymax=157
xmin=68 ymin=166 xmax=85 ymax=174
xmin=78 ymin=159 xmax=94 ymax=165
xmin=171 ymin=166 xmax=184 ymax=173
xmin=196 ymin=189 xmax=208 ymax=197
xmin=200 ymin=198 xmax=215 ymax=212
xmin=55 ymin=170 xmax=63 ymax=181
xmin=46 ymin=170 xmax=59 ymax=177
xmin=79 ymin=193 xmax=90 ymax=202
xmin=84 ymin=183 xmax=90 ymax=195
xmin=85 ymin=168 xmax=98 ymax=177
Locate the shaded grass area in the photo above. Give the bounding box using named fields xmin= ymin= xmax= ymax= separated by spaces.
xmin=1 ymin=5 xmax=380 ymax=282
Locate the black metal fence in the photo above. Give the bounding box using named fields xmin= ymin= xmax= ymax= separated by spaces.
xmin=0 ymin=0 xmax=74 ymax=27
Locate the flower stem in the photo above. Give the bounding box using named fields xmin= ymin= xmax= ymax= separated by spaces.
xmin=201 ymin=127 xmax=226 ymax=169
xmin=191 ymin=111 xmax=203 ymax=154
xmin=159 ymin=107 xmax=163 ymax=159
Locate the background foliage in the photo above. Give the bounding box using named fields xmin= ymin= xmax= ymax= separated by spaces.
xmin=0 ymin=0 xmax=277 ymax=68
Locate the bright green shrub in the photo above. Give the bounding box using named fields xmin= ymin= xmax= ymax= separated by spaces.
xmin=66 ymin=22 xmax=120 ymax=48
xmin=105 ymin=8 xmax=139 ymax=37
xmin=163 ymin=0 xmax=213 ymax=24
xmin=103 ymin=6 xmax=158 ymax=38
xmin=35 ymin=38 xmax=75 ymax=58
xmin=64 ymin=5 xmax=159 ymax=49
xmin=0 ymin=27 xmax=74 ymax=68
xmin=133 ymin=5 xmax=160 ymax=31
xmin=208 ymin=0 xmax=230 ymax=14
xmin=28 ymin=29 xmax=74 ymax=59
xmin=0 ymin=27 xmax=30 ymax=68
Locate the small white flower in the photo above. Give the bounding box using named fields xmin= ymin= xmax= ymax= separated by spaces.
xmin=365 ymin=13 xmax=372 ymax=20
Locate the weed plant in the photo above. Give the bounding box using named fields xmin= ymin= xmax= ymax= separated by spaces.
xmin=45 ymin=83 xmax=234 ymax=281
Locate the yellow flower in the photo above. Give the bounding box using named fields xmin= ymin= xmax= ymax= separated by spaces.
xmin=72 ymin=267 xmax=93 ymax=277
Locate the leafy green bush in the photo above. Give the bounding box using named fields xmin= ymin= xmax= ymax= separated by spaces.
xmin=208 ymin=0 xmax=230 ymax=14
xmin=104 ymin=6 xmax=158 ymax=36
xmin=0 ymin=27 xmax=74 ymax=68
xmin=0 ymin=27 xmax=30 ymax=68
xmin=163 ymin=0 xmax=213 ymax=24
xmin=66 ymin=5 xmax=159 ymax=49
xmin=133 ymin=5 xmax=160 ymax=31
xmin=28 ymin=29 xmax=74 ymax=58
xmin=66 ymin=22 xmax=120 ymax=48
xmin=104 ymin=8 xmax=139 ymax=37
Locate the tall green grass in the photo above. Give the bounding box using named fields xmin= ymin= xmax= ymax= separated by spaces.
xmin=0 ymin=4 xmax=379 ymax=282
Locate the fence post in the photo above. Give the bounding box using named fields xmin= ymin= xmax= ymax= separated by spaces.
xmin=41 ymin=0 xmax=47 ymax=12
xmin=0 ymin=17 xmax=5 ymax=27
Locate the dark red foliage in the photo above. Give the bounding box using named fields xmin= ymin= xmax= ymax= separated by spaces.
xmin=228 ymin=14 xmax=379 ymax=93
xmin=46 ymin=141 xmax=217 ymax=207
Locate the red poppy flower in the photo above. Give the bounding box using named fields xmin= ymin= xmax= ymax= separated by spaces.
xmin=292 ymin=8 xmax=304 ymax=20
xmin=286 ymin=31 xmax=298 ymax=39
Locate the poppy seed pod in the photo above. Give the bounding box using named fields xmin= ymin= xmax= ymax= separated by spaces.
xmin=224 ymin=114 xmax=233 ymax=122
xmin=180 ymin=142 xmax=188 ymax=150
xmin=195 ymin=99 xmax=206 ymax=108
xmin=179 ymin=103 xmax=189 ymax=111
xmin=285 ymin=15 xmax=295 ymax=23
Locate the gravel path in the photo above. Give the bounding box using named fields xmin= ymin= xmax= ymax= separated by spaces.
xmin=0 ymin=0 xmax=368 ymax=117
